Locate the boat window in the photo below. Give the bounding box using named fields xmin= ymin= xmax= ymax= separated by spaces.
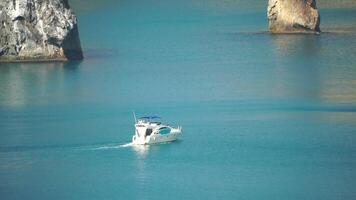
xmin=158 ymin=127 xmax=171 ymax=134
xmin=145 ymin=129 xmax=153 ymax=136
xmin=150 ymin=122 xmax=161 ymax=125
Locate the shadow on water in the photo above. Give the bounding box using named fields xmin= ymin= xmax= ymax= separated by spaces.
xmin=270 ymin=33 xmax=322 ymax=99
xmin=269 ymin=33 xmax=322 ymax=59
xmin=62 ymin=60 xmax=82 ymax=70
xmin=269 ymin=34 xmax=322 ymax=102
xmin=268 ymin=32 xmax=356 ymax=104
xmin=0 ymin=61 xmax=82 ymax=107
xmin=83 ymin=48 xmax=119 ymax=60
xmin=225 ymin=31 xmax=324 ymax=100
xmin=224 ymin=30 xmax=356 ymax=105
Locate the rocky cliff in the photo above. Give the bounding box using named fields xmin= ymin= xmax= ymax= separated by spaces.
xmin=0 ymin=0 xmax=83 ymax=62
xmin=267 ymin=0 xmax=320 ymax=33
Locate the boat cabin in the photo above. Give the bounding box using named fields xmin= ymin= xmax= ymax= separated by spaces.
xmin=132 ymin=113 xmax=182 ymax=145
xmin=135 ymin=116 xmax=170 ymax=138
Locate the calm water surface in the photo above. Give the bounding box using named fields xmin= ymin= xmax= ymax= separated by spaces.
xmin=1 ymin=1 xmax=356 ymax=199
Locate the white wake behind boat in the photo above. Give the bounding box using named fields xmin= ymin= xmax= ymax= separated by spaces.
xmin=132 ymin=113 xmax=182 ymax=145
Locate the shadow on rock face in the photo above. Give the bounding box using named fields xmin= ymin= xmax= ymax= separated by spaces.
xmin=62 ymin=24 xmax=84 ymax=60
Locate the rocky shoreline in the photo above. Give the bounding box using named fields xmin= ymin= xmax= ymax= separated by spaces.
xmin=0 ymin=0 xmax=323 ymax=63
xmin=0 ymin=0 xmax=83 ymax=62
xmin=268 ymin=0 xmax=321 ymax=34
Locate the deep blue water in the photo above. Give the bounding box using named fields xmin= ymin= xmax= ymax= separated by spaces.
xmin=1 ymin=1 xmax=356 ymax=199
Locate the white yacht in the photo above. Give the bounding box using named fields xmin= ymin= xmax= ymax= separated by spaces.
xmin=132 ymin=113 xmax=182 ymax=145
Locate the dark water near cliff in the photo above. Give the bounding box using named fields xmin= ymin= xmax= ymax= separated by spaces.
xmin=1 ymin=1 xmax=356 ymax=199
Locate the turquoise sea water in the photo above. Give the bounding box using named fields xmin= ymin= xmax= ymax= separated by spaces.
xmin=1 ymin=1 xmax=356 ymax=199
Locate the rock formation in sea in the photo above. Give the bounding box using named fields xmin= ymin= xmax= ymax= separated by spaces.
xmin=267 ymin=0 xmax=321 ymax=33
xmin=0 ymin=0 xmax=83 ymax=62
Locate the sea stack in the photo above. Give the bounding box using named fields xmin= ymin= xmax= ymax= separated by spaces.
xmin=0 ymin=0 xmax=83 ymax=62
xmin=267 ymin=0 xmax=320 ymax=33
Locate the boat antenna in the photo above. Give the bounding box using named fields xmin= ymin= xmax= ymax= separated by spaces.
xmin=132 ymin=110 xmax=137 ymax=123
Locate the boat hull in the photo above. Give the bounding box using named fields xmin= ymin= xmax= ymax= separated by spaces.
xmin=132 ymin=131 xmax=181 ymax=145
xmin=147 ymin=132 xmax=181 ymax=144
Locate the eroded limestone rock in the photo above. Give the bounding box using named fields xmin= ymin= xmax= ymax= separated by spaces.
xmin=0 ymin=0 xmax=83 ymax=61
xmin=267 ymin=0 xmax=320 ymax=33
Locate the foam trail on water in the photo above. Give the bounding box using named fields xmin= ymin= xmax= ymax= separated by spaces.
xmin=120 ymin=142 xmax=133 ymax=147
xmin=89 ymin=142 xmax=133 ymax=150
xmin=92 ymin=146 xmax=120 ymax=150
